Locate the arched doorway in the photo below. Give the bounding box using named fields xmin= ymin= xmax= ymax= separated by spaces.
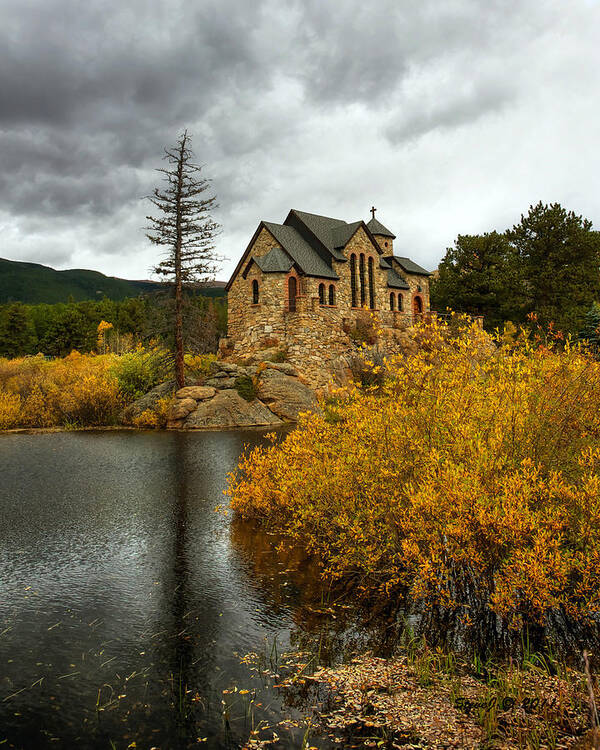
xmin=412 ymin=294 xmax=423 ymax=317
xmin=288 ymin=276 xmax=297 ymax=312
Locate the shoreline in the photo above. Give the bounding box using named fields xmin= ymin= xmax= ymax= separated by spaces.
xmin=0 ymin=423 xmax=292 ymax=435
xmin=242 ymin=650 xmax=595 ymax=749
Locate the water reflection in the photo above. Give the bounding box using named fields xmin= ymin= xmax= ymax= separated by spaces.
xmin=0 ymin=429 xmax=372 ymax=750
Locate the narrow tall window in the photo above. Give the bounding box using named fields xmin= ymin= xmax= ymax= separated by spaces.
xmin=359 ymin=254 xmax=366 ymax=307
xmin=328 ymin=284 xmax=335 ymax=306
xmin=390 ymin=292 xmax=395 ymax=311
xmin=288 ymin=276 xmax=297 ymax=312
xmin=397 ymin=293 xmax=403 ymax=312
xmin=368 ymin=256 xmax=375 ymax=310
xmin=252 ymin=279 xmax=259 ymax=304
xmin=350 ymin=254 xmax=357 ymax=307
xmin=318 ymin=283 xmax=325 ymax=305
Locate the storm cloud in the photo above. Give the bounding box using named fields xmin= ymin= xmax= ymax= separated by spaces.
xmin=0 ymin=0 xmax=598 ymax=280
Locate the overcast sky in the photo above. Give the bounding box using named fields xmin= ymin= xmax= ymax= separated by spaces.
xmin=1 ymin=0 xmax=599 ymax=281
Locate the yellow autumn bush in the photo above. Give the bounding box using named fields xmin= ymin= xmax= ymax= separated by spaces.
xmin=131 ymin=396 xmax=174 ymax=429
xmin=229 ymin=318 xmax=600 ymax=630
xmin=0 ymin=351 xmax=124 ymax=427
xmin=0 ymin=391 xmax=21 ymax=429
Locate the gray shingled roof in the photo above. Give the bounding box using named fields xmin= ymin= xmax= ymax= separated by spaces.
xmin=228 ymin=209 xmax=429 ymax=290
xmin=331 ymin=220 xmax=362 ymax=249
xmin=390 ymin=256 xmax=432 ymax=276
xmin=263 ymin=222 xmax=339 ymax=279
xmin=254 ymin=246 xmax=294 ymax=273
xmin=387 ymin=268 xmax=410 ymax=290
xmin=290 ymin=209 xmax=346 ymax=249
xmin=367 ymin=217 xmax=396 ymax=238
xmin=288 ymin=210 xmax=348 ymax=260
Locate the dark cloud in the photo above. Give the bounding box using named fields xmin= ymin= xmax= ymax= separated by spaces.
xmin=0 ymin=0 xmax=597 ymax=278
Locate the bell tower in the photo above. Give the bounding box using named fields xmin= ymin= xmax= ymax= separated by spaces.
xmin=366 ymin=207 xmax=396 ymax=254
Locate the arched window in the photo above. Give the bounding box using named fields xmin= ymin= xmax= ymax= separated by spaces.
xmin=397 ymin=293 xmax=403 ymax=312
xmin=328 ymin=284 xmax=335 ymax=306
xmin=359 ymin=254 xmax=366 ymax=306
xmin=350 ymin=254 xmax=357 ymax=307
xmin=318 ymin=283 xmax=326 ymax=306
xmin=252 ymin=279 xmax=259 ymax=304
xmin=390 ymin=292 xmax=395 ymax=311
xmin=288 ymin=276 xmax=298 ymax=312
xmin=368 ymin=256 xmax=375 ymax=310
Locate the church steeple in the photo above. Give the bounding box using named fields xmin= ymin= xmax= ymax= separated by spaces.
xmin=366 ymin=208 xmax=396 ymax=252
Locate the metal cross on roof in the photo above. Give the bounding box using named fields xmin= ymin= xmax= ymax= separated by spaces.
xmin=370 ymin=206 xmax=376 ymax=220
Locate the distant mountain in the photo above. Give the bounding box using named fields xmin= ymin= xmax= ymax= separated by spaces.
xmin=0 ymin=258 xmax=226 ymax=304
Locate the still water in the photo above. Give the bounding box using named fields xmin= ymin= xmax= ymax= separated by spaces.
xmin=0 ymin=430 xmax=375 ymax=750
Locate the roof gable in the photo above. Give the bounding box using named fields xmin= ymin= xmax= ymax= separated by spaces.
xmin=284 ymin=210 xmax=347 ymax=262
xmin=331 ymin=221 xmax=362 ymax=249
xmin=252 ymin=246 xmax=294 ymax=274
xmin=367 ymin=217 xmax=396 ymax=239
xmin=387 ymin=255 xmax=432 ymax=276
xmin=387 ymin=267 xmax=410 ymax=290
xmin=263 ymin=222 xmax=338 ymax=279
xmin=286 ymin=210 xmax=384 ymax=259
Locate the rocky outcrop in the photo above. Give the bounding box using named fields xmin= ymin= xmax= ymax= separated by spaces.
xmin=256 ymin=367 xmax=318 ymax=421
xmin=175 ymin=386 xmax=215 ymax=400
xmin=149 ymin=359 xmax=320 ymax=430
xmin=180 ymin=389 xmax=283 ymax=429
xmin=168 ymin=397 xmax=197 ymax=421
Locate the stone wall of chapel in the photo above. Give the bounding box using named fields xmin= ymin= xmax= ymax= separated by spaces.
xmin=395 ymin=266 xmax=431 ymax=314
xmin=337 ymin=227 xmax=389 ymax=312
xmin=373 ymin=234 xmax=393 ymax=255
xmin=227 ymin=227 xmax=289 ymax=342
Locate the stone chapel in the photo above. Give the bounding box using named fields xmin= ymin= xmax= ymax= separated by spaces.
xmin=222 ymin=208 xmax=432 ymax=371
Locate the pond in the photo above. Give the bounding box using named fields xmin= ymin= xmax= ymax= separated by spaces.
xmin=0 ymin=430 xmax=380 ymax=750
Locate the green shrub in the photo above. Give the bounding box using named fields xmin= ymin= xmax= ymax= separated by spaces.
xmin=110 ymin=347 xmax=170 ymax=400
xmin=234 ymin=375 xmax=256 ymax=402
xmin=184 ymin=352 xmax=218 ymax=380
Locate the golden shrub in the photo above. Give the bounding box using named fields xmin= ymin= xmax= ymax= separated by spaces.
xmin=0 ymin=391 xmax=21 ymax=430
xmin=20 ymin=384 xmax=56 ymax=427
xmin=132 ymin=396 xmax=174 ymax=429
xmin=0 ymin=353 xmax=123 ymax=428
xmin=228 ymin=318 xmax=600 ymax=629
xmin=184 ymin=352 xmax=217 ymax=379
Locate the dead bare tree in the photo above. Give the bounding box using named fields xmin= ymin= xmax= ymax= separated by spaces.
xmin=146 ymin=130 xmax=220 ymax=388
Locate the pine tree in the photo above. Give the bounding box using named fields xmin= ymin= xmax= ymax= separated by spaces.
xmin=146 ymin=131 xmax=220 ymax=388
xmin=507 ymin=202 xmax=600 ymax=333
xmin=431 ymin=232 xmax=520 ymax=330
xmin=0 ymin=303 xmax=37 ymax=357
xmin=579 ymin=302 xmax=600 ymax=355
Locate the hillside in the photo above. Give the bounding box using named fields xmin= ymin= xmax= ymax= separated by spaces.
xmin=0 ymin=258 xmax=226 ymax=304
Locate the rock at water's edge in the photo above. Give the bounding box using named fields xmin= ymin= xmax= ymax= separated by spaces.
xmin=182 ymin=389 xmax=283 ymax=429
xmin=168 ymin=397 xmax=197 ymax=421
xmin=256 ymin=368 xmax=319 ymax=421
